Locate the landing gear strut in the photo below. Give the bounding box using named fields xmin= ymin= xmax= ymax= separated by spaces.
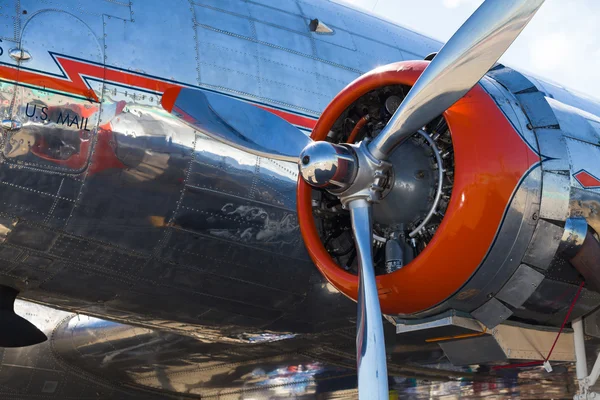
xmin=573 ymin=318 xmax=600 ymax=400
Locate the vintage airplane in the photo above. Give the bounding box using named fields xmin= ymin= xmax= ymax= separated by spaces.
xmin=0 ymin=0 xmax=600 ymax=398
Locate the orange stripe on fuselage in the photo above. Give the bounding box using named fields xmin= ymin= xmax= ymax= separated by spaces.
xmin=297 ymin=61 xmax=539 ymax=315
xmin=0 ymin=61 xmax=99 ymax=101
xmin=0 ymin=55 xmax=317 ymax=130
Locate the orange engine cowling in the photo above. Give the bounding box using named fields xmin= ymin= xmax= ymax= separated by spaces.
xmin=297 ymin=61 xmax=540 ymax=316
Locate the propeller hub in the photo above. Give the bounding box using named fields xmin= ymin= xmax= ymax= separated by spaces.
xmin=298 ymin=141 xmax=357 ymax=191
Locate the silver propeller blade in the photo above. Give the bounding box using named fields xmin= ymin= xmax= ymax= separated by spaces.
xmin=349 ymin=199 xmax=389 ymax=399
xmin=368 ymin=0 xmax=545 ymax=160
xmin=162 ymin=87 xmax=313 ymax=162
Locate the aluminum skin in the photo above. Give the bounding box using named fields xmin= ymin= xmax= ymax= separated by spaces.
xmin=0 ymin=0 xmax=599 ymax=398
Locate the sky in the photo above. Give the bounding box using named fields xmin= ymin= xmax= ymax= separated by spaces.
xmin=339 ymin=0 xmax=600 ymax=100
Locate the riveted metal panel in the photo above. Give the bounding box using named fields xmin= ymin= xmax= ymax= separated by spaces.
xmin=487 ymin=65 xmax=536 ymax=94
xmin=480 ymin=76 xmax=538 ymax=150
xmin=0 ymin=365 xmax=35 ymax=391
xmin=516 ymin=91 xmax=560 ymax=128
xmin=157 ymin=228 xmax=312 ymax=293
xmin=22 ymin=0 xmax=132 ymax=20
xmin=257 ymin=35 xmax=334 ymax=102
xmin=255 ymin=22 xmax=313 ymax=55
xmin=496 ymin=264 xmax=545 ymax=307
xmin=20 ymin=0 xmax=131 ymax=36
xmin=351 ymin=34 xmax=405 ymax=64
xmin=8 ymin=11 xmax=103 ymax=175
xmin=471 ymin=298 xmax=513 ymax=329
xmin=249 ymin=2 xmax=308 ymax=32
xmin=0 ymin=246 xmax=21 ymax=262
xmin=196 ymin=36 xmax=258 ymax=80
xmin=195 ymin=5 xmax=254 ymax=38
xmin=253 ymin=0 xmax=301 ymax=14
xmin=547 ymin=286 xmax=600 ymax=325
xmin=40 ymin=264 xmax=133 ymax=304
xmin=27 ymin=371 xmax=63 ymax=395
xmin=548 ymin=97 xmax=600 ymax=144
xmin=325 ymin=2 xmax=440 ymax=57
xmin=437 ymin=167 xmax=541 ymax=317
xmin=298 ymin=0 xmax=351 ymax=31
xmin=558 ymin=217 xmax=588 ymax=259
xmin=395 ymin=310 xmax=483 ymax=337
xmin=522 ymin=219 xmax=564 ymax=270
xmin=7 ymin=223 xmax=58 ymax=252
xmin=493 ymin=323 xmax=575 ymax=362
xmin=533 ymin=77 xmax=600 ymax=118
xmin=194 ymin=0 xmax=251 ymax=16
xmin=565 ymin=137 xmax=600 ymax=193
xmin=539 ymin=172 xmax=571 ymax=221
xmin=515 ymin=279 xmax=580 ymax=325
xmin=309 ymin=24 xmax=356 ymax=49
xmin=312 ymin=31 xmax=374 ymax=72
xmin=259 ymin=55 xmax=339 ymax=112
xmin=177 ymin=187 xmax=303 ymax=258
xmin=570 ymin=188 xmax=600 ymax=237
xmin=0 ymin=13 xmax=16 ymax=41
xmin=194 ymin=4 xmax=353 ymax=112
xmin=104 ymin=1 xmax=196 ymax=83
xmin=391 ymin=29 xmax=441 ymax=58
xmin=536 ymin=128 xmax=570 ymax=171
xmin=439 ymin=335 xmax=507 ymax=366
xmin=195 ymin=25 xmax=264 ymax=96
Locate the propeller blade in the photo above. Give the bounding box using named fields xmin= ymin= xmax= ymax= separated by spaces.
xmin=162 ymin=87 xmax=312 ymax=162
xmin=369 ymin=0 xmax=545 ymax=159
xmin=0 ymin=286 xmax=47 ymax=347
xmin=348 ymin=199 xmax=388 ymax=399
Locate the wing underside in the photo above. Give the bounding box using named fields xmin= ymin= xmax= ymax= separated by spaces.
xmin=0 ymin=300 xmax=586 ymax=399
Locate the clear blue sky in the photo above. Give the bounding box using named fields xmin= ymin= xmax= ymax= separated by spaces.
xmin=339 ymin=0 xmax=600 ymax=100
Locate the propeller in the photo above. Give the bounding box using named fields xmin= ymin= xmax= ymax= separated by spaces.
xmin=161 ymin=0 xmax=544 ymax=397
xmin=351 ymin=199 xmax=389 ymax=397
xmin=161 ymin=86 xmax=312 ymax=162
xmin=368 ymin=0 xmax=545 ymax=160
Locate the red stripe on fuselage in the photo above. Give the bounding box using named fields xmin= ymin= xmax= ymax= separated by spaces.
xmin=255 ymin=105 xmax=316 ymax=129
xmin=0 ymin=55 xmax=317 ymax=130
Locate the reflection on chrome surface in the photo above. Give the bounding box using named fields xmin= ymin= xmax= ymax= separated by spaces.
xmin=2 ymin=300 xmax=586 ymax=399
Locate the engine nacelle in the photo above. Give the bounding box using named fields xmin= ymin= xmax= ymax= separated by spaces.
xmin=298 ymin=61 xmax=600 ymax=330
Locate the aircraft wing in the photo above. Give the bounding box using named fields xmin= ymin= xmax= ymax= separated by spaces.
xmin=0 ymin=299 xmax=582 ymax=399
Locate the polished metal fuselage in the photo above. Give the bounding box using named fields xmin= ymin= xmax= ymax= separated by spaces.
xmin=0 ymin=0 xmax=443 ymax=336
xmin=0 ymin=0 xmax=599 ymax=398
xmin=0 ymin=0 xmax=599 ymax=335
